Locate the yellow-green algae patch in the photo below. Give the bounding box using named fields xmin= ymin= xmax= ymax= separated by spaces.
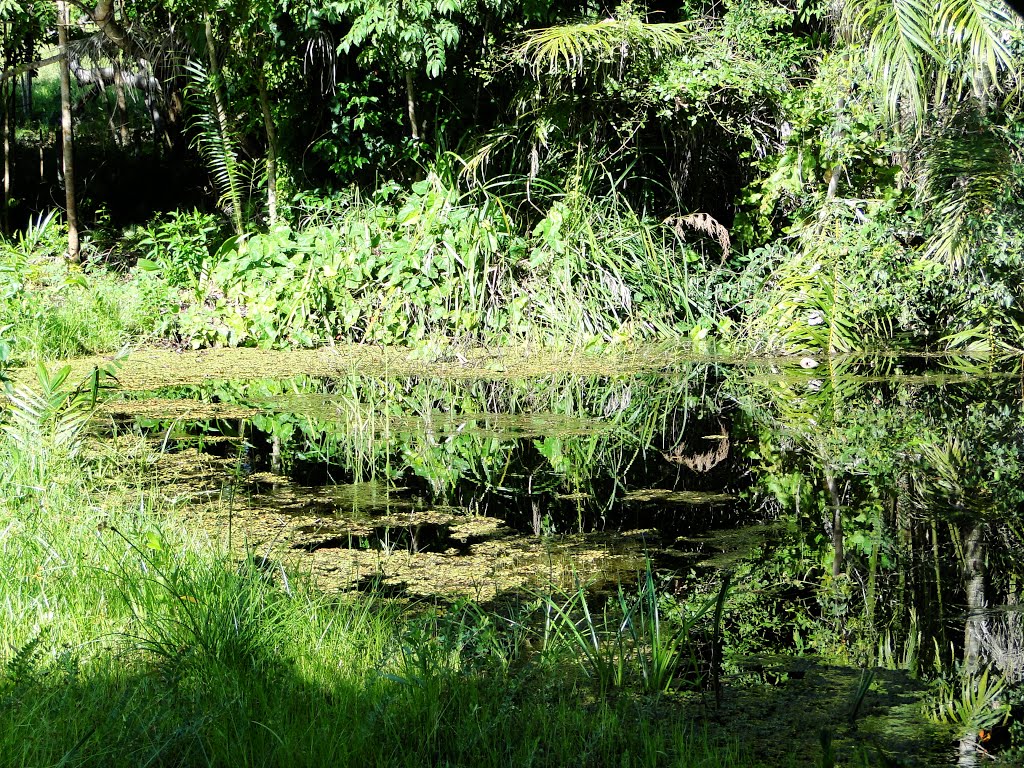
xmin=15 ymin=341 xmax=700 ymax=391
xmin=621 ymin=488 xmax=735 ymax=504
xmin=244 ymin=392 xmax=610 ymax=438
xmin=122 ymin=435 xmax=647 ymax=602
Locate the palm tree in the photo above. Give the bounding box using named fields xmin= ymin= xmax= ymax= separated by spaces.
xmin=839 ymin=0 xmax=1021 ymax=270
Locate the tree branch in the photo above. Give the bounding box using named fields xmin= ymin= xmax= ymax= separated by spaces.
xmin=0 ymin=52 xmax=65 ymax=85
xmin=90 ymin=0 xmax=133 ymax=51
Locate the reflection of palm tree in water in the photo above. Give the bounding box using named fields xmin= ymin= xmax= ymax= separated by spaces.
xmin=919 ymin=440 xmax=1020 ymax=765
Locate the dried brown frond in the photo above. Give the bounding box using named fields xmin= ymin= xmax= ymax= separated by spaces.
xmin=665 ymin=212 xmax=730 ymax=258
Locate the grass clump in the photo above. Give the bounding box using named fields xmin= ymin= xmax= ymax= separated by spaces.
xmin=0 ymin=213 xmax=176 ymax=363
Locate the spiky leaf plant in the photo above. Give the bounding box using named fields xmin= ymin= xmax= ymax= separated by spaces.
xmin=518 ymin=15 xmax=694 ymax=77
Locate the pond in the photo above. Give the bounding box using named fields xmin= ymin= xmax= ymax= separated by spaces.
xmin=96 ymin=350 xmax=1024 ymax=766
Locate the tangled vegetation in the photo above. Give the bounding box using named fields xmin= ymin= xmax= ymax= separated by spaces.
xmin=0 ymin=0 xmax=1021 ymax=356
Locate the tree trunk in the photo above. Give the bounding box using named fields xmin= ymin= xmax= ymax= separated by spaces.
xmin=20 ymin=27 xmax=33 ymax=116
xmin=57 ymin=0 xmax=80 ymax=262
xmin=256 ymin=71 xmax=277 ymax=225
xmin=91 ymin=0 xmax=133 ymax=55
xmin=826 ymin=92 xmax=845 ymax=200
xmin=962 ymin=521 xmax=987 ymax=676
xmin=115 ymin=72 xmax=129 ymax=147
xmin=825 ymin=53 xmax=850 ymax=200
xmin=958 ymin=520 xmax=988 ymax=767
xmin=405 ymin=69 xmax=419 ymax=141
xmin=2 ymin=81 xmax=11 ymax=234
xmin=826 ymin=470 xmax=844 ymax=579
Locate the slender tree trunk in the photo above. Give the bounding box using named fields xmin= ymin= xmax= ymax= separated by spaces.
xmin=57 ymin=0 xmax=80 ymax=261
xmin=19 ymin=72 xmax=30 ymax=115
xmin=20 ymin=28 xmax=33 ymax=116
xmin=826 ymin=92 xmax=845 ymax=200
xmin=958 ymin=521 xmax=988 ymax=767
xmin=866 ymin=513 xmax=880 ymax=626
xmin=826 ymin=53 xmax=851 ymax=200
xmin=2 ymin=81 xmax=11 ymax=233
xmin=256 ymin=71 xmax=277 ymax=225
xmin=826 ymin=470 xmax=844 ymax=579
xmin=962 ymin=521 xmax=987 ymax=676
xmin=931 ymin=518 xmax=946 ymax=650
xmin=405 ymin=69 xmax=419 ymax=141
xmin=115 ymin=72 xmax=129 ymax=147
xmin=270 ymin=434 xmax=281 ymax=475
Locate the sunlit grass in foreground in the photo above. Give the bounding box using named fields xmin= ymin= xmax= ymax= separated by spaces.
xmin=0 ymin=394 xmax=760 ymax=768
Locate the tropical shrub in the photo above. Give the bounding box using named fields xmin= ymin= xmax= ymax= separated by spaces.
xmin=161 ymin=171 xmax=707 ymax=349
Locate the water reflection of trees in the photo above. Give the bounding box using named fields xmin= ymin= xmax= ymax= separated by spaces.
xmin=727 ymin=357 xmax=1024 ymax=687
xmin=122 ymin=358 xmax=1024 ymax=686
xmin=123 ymin=365 xmax=747 ymax=533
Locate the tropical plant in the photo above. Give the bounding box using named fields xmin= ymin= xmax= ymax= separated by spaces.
xmin=839 ymin=0 xmax=1018 ymax=125
xmin=132 ymin=209 xmax=226 ymax=289
xmin=1 ymin=362 xmax=118 ymax=490
xmin=537 ymin=566 xmax=726 ymax=695
xmin=927 ymin=667 xmax=1011 ymax=734
xmin=516 ymin=11 xmax=692 ymax=77
xmin=326 ymin=0 xmax=468 ymax=141
xmin=185 ymin=60 xmax=251 ymax=235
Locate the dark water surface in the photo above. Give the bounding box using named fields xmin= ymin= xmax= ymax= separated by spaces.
xmin=101 ymin=354 xmax=1024 ymax=765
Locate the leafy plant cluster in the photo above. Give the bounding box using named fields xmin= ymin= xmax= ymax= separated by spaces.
xmin=127 ymin=170 xmax=714 ymax=349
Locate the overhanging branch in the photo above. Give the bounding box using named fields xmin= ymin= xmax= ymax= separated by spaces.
xmin=0 ymin=52 xmax=65 ymax=85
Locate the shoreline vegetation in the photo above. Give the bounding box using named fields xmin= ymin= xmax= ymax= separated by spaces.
xmin=3 ymin=0 xmax=1024 ymax=763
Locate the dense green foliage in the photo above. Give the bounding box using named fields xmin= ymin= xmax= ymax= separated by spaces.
xmin=0 ymin=0 xmax=1021 ymax=354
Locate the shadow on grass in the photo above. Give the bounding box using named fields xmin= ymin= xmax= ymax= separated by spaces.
xmin=1 ymin=551 xmax=754 ymax=768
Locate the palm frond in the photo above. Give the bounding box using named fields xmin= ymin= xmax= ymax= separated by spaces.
xmin=842 ymin=0 xmax=1018 ymax=122
xmin=185 ymin=60 xmax=247 ymax=234
xmin=937 ymin=0 xmax=1016 ymax=89
xmin=518 ymin=18 xmax=693 ymax=78
xmin=843 ymin=0 xmax=938 ymax=122
xmin=2 ymin=364 xmax=98 ymax=457
xmin=922 ymin=126 xmax=1013 ymax=270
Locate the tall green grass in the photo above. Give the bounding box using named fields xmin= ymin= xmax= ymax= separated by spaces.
xmin=0 ymin=369 xmax=760 ymax=768
xmin=0 ymin=213 xmax=175 ymax=363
